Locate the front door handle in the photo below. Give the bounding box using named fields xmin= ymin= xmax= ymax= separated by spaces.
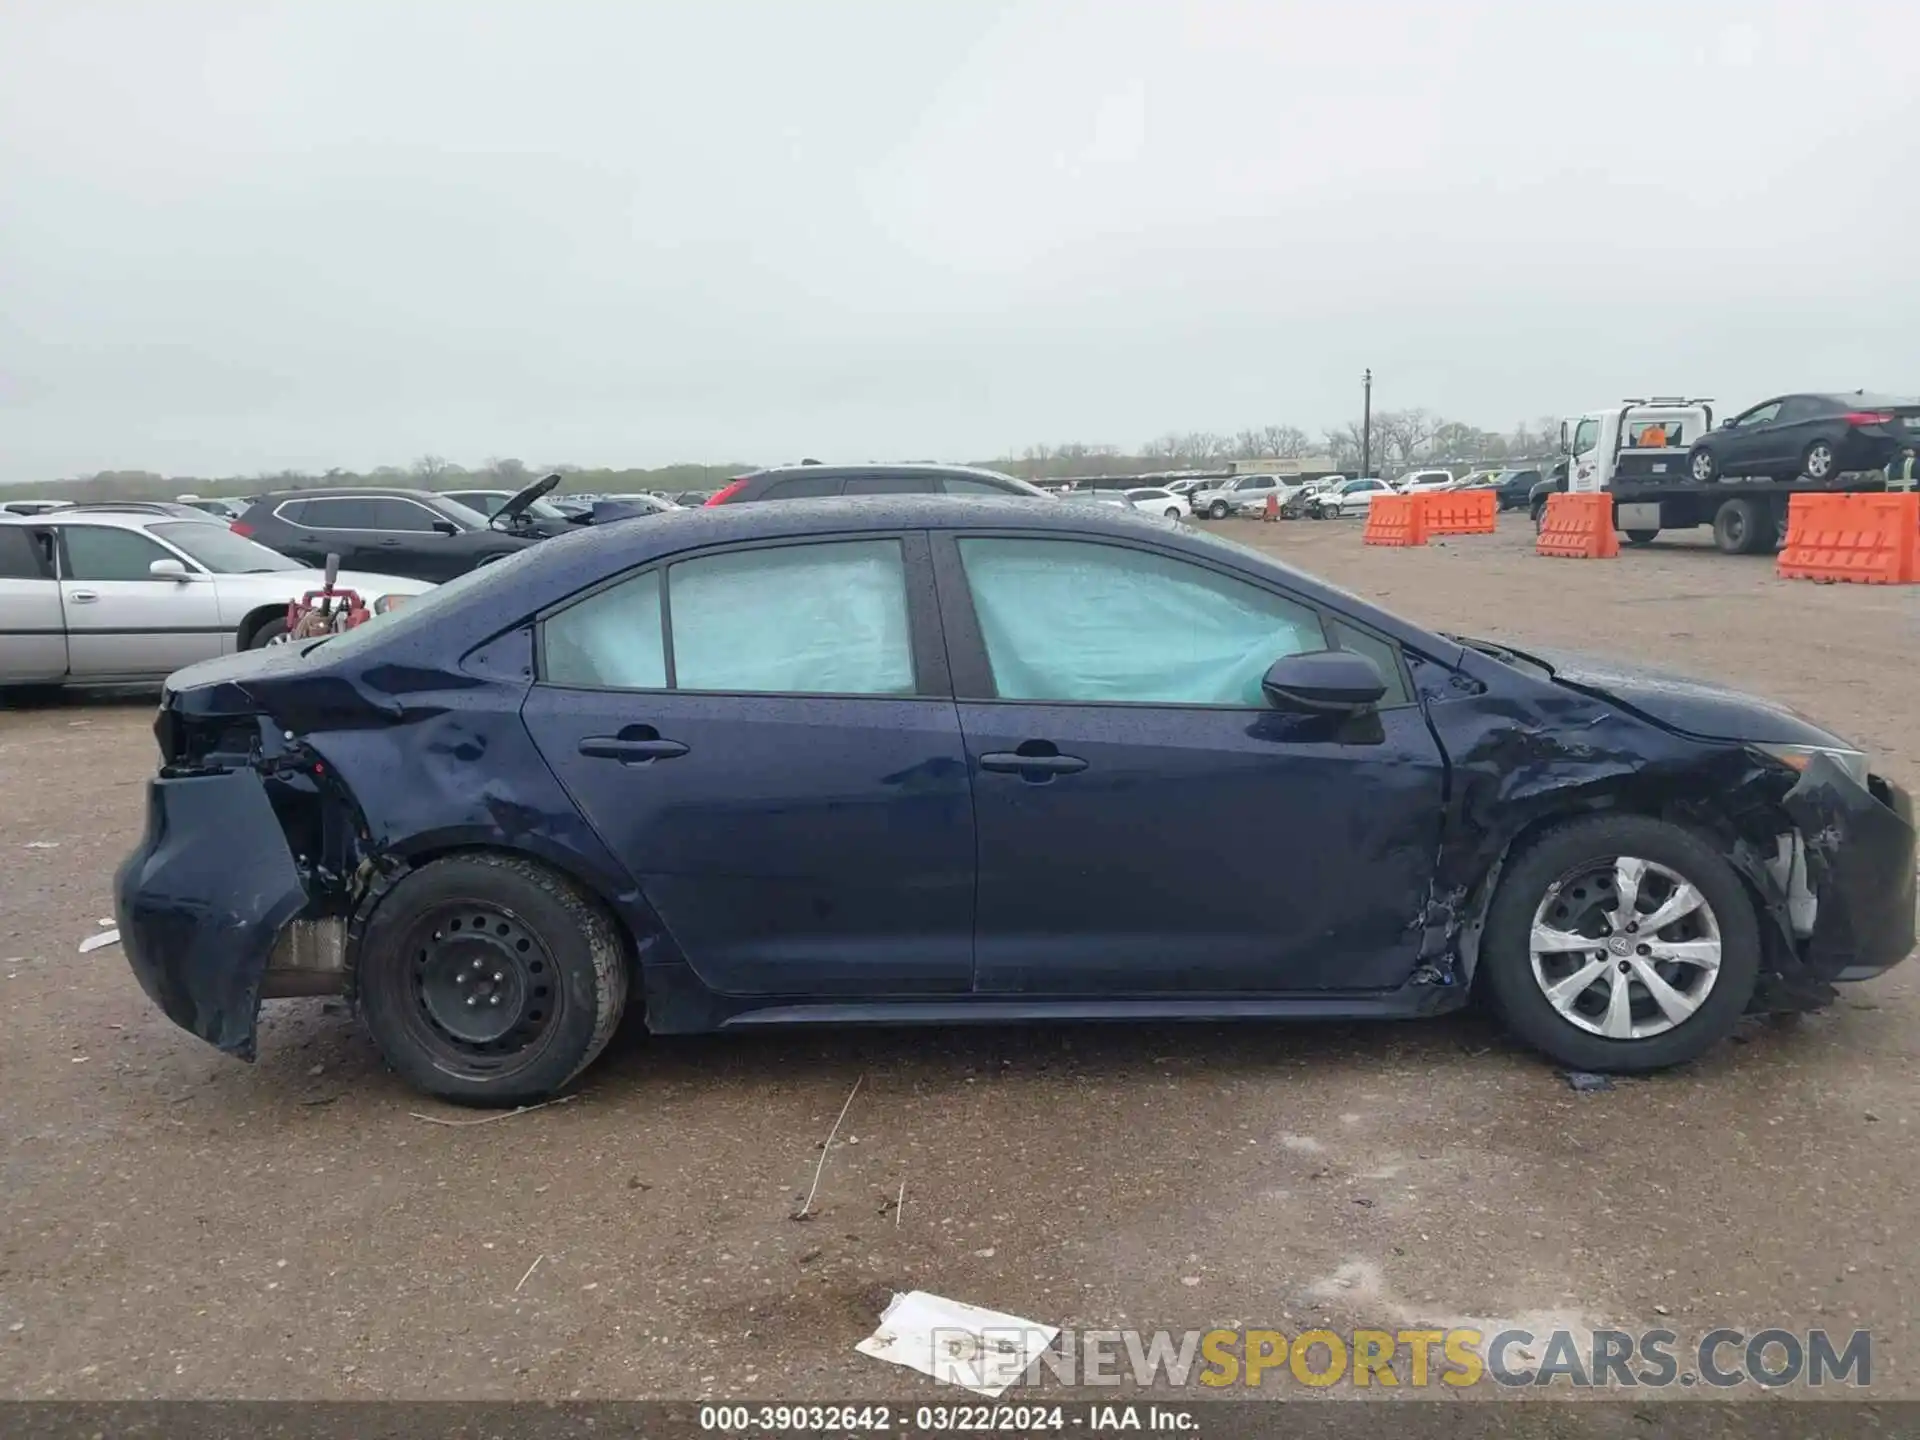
xmin=579 ymin=730 xmax=689 ymax=764
xmin=980 ymin=741 xmax=1087 ymax=779
xmin=68 ymin=590 xmax=99 ymax=603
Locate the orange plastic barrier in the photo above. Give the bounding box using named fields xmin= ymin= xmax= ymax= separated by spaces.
xmin=1362 ymin=494 xmax=1427 ymax=547
xmin=1419 ymin=489 xmax=1497 ymax=536
xmin=1535 ymin=493 xmax=1619 ymax=559
xmin=1777 ymin=492 xmax=1919 ymax=585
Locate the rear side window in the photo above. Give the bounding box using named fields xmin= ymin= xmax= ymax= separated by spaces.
xmin=760 ymin=476 xmax=843 ymax=500
xmin=0 ymin=527 xmax=51 ymax=580
xmin=543 ymin=539 xmax=915 ymax=696
xmin=843 ymin=475 xmax=939 ymax=495
xmin=296 ymin=497 xmax=378 ymax=528
xmin=943 ymin=477 xmax=1012 ymax=496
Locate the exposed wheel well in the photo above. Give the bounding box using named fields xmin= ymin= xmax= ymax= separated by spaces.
xmin=237 ymin=604 xmax=285 ymax=648
xmin=1455 ymin=793 xmax=1774 ymax=995
xmin=366 ymin=842 xmax=644 ymax=986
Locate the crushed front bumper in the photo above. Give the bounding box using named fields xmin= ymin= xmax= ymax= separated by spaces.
xmin=113 ymin=770 xmax=311 ymax=1060
xmin=1782 ymin=757 xmax=1916 ymax=983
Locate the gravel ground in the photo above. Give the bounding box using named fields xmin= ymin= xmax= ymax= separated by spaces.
xmin=2 ymin=514 xmax=1916 ymax=1402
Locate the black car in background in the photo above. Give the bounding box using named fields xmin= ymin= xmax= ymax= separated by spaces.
xmin=1488 ymin=468 xmax=1542 ymax=511
xmin=232 ymin=481 xmax=554 ymax=583
xmin=441 ymin=489 xmax=579 ymax=536
xmin=1686 ymin=392 xmax=1920 ymax=483
xmin=703 ymin=463 xmax=1053 ymax=505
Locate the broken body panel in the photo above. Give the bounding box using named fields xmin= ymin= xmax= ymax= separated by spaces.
xmin=113 ymin=501 xmax=1917 ymax=1063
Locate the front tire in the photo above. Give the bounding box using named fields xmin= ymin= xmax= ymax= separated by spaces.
xmin=1165 ymin=507 xmax=1182 ymax=519
xmin=1208 ymin=501 xmax=1230 ymax=519
xmin=1479 ymin=815 xmax=1759 ymax=1072
xmin=1624 ymin=529 xmax=1659 ymax=546
xmin=1688 ymin=445 xmax=1719 ymax=483
xmin=357 ymin=854 xmax=630 ymax=1106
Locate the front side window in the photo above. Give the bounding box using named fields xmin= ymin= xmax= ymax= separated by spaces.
xmin=61 ymin=526 xmax=173 ymax=581
xmin=1571 ymin=419 xmax=1600 ymax=455
xmin=542 ymin=539 xmax=915 ymax=696
xmin=1734 ymin=402 xmax=1781 ymax=427
xmin=0 ymin=527 xmax=51 ymax=580
xmin=957 ymin=537 xmax=1325 ymax=706
xmin=295 ymin=498 xmax=378 ymax=529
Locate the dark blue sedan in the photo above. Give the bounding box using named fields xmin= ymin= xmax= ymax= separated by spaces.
xmin=116 ymin=497 xmax=1915 ymax=1104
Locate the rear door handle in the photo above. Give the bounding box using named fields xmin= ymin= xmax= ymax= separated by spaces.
xmin=980 ymin=749 xmax=1087 ymax=777
xmin=579 ymin=734 xmax=689 ymax=764
xmin=68 ymin=590 xmax=99 ymax=603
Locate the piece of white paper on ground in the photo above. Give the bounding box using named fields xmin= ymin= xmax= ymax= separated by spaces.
xmin=78 ymin=929 xmax=120 ymax=954
xmin=856 ymin=1290 xmax=1059 ymax=1397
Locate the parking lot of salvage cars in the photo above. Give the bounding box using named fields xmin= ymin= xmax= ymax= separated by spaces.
xmin=3 ymin=514 xmax=1917 ymax=1401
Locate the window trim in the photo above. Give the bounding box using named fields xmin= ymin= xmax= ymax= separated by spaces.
xmin=532 ymin=530 xmax=950 ymax=700
xmin=273 ymin=494 xmax=452 ymax=533
xmin=928 ymin=529 xmax=1416 ymax=711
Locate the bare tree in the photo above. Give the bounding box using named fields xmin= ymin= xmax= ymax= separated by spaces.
xmin=1141 ymin=434 xmax=1183 ymax=463
xmin=1233 ymin=429 xmax=1267 ymax=460
xmin=1262 ymin=424 xmax=1312 ymax=459
xmin=1373 ymin=409 xmax=1441 ymax=471
xmin=483 ymin=456 xmax=531 ymax=486
xmin=412 ymin=454 xmax=453 ymax=486
xmin=1324 ymin=422 xmax=1368 ymax=473
xmin=1178 ymin=432 xmax=1227 ymax=465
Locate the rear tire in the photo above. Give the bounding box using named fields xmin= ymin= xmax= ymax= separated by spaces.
xmin=1801 ymin=440 xmax=1836 ymax=482
xmin=357 ymin=854 xmax=630 ymax=1106
xmin=1624 ymin=529 xmax=1659 ymax=546
xmin=1479 ymin=814 xmax=1760 ymax=1073
xmin=245 ymin=615 xmax=290 ymax=649
xmin=1712 ymin=496 xmax=1765 ymax=555
xmin=1165 ymin=507 xmax=1182 ymax=519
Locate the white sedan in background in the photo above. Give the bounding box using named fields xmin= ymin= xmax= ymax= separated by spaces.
xmin=1312 ymin=476 xmax=1400 ymax=518
xmin=1123 ymin=486 xmax=1191 ymax=519
xmin=0 ymin=508 xmax=434 ymax=693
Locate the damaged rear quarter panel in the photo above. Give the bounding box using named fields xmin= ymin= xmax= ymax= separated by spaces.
xmin=241 ymin=631 xmax=659 ymax=961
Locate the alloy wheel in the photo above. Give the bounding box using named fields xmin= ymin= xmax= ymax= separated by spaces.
xmin=1528 ymin=855 xmax=1722 ymax=1040
xmin=1691 ymin=452 xmax=1715 ymax=482
xmin=1805 ymin=444 xmax=1834 ymax=480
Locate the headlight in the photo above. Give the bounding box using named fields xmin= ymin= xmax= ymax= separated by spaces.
xmin=1755 ymin=742 xmax=1870 ymax=787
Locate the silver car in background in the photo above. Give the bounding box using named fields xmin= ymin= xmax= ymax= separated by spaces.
xmin=0 ymin=508 xmax=433 ymax=693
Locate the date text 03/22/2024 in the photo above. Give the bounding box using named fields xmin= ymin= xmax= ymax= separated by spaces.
xmin=697 ymin=1404 xmax=1195 ymax=1433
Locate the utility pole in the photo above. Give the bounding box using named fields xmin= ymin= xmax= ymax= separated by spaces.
xmin=1361 ymin=368 xmax=1373 ymax=479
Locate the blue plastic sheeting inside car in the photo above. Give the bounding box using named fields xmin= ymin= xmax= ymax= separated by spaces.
xmin=958 ymin=537 xmax=1326 ymax=706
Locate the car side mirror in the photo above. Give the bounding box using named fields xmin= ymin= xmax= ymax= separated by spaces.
xmin=148 ymin=558 xmax=192 ymax=582
xmin=1720 ymin=417 xmax=1735 ymax=429
xmin=431 ymin=520 xmax=458 ymax=536
xmin=1261 ymin=650 xmax=1387 ymax=714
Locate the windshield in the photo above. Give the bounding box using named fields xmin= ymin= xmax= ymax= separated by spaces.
xmin=150 ymin=521 xmax=303 ymax=573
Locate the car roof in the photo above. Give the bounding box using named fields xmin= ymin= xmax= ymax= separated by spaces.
xmin=250 ymin=487 xmax=452 ymax=504
xmin=1808 ymin=392 xmax=1918 ymax=408
xmin=743 ymin=462 xmax=1028 ymax=484
xmin=0 ymin=507 xmax=173 ymax=530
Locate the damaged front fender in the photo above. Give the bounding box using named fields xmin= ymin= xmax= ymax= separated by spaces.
xmin=113 ymin=767 xmax=311 ymax=1060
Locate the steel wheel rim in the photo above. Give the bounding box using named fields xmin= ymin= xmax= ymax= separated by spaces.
xmin=397 ymin=901 xmax=561 ymax=1072
xmin=1528 ymin=855 xmax=1722 ymax=1040
xmin=1692 ymin=453 xmax=1713 ymax=481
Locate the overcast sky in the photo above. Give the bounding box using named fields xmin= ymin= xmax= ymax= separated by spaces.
xmin=2 ymin=0 xmax=1915 ymax=483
